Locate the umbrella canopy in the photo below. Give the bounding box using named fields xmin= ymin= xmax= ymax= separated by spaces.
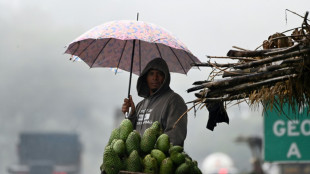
xmin=65 ymin=20 xmax=200 ymax=75
xmin=65 ymin=20 xmax=201 ymax=97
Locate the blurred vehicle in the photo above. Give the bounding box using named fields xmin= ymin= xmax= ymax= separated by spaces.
xmin=7 ymin=133 xmax=82 ymax=174
xmin=201 ymin=152 xmax=238 ymax=174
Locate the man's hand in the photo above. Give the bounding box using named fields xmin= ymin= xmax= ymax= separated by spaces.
xmin=122 ymin=95 xmax=135 ymax=115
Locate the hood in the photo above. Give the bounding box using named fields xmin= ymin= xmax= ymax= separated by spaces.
xmin=137 ymin=58 xmax=171 ymax=98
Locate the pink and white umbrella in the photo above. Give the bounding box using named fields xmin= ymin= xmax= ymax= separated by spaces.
xmin=64 ymin=20 xmax=200 ymax=97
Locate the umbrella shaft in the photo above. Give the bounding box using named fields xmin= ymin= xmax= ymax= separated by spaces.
xmin=128 ymin=40 xmax=136 ymax=98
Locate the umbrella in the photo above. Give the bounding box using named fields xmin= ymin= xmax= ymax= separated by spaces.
xmin=64 ymin=20 xmax=201 ymax=97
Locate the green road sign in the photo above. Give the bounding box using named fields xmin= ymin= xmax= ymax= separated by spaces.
xmin=264 ymin=105 xmax=310 ymax=162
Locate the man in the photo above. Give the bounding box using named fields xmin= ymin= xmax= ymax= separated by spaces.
xmin=122 ymin=58 xmax=187 ymax=146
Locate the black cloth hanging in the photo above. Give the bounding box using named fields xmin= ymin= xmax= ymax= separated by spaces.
xmin=206 ymin=102 xmax=229 ymax=131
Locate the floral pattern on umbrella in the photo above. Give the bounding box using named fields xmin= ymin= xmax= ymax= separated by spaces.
xmin=65 ymin=20 xmax=200 ymax=76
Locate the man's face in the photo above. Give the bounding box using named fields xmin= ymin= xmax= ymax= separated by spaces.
xmin=146 ymin=69 xmax=165 ymax=93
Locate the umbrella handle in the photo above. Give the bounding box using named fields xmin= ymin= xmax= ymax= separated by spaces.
xmin=125 ymin=107 xmax=132 ymax=118
xmin=125 ymin=112 xmax=129 ymax=118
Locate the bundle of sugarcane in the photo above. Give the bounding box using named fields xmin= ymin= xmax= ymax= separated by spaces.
xmin=187 ymin=11 xmax=310 ymax=115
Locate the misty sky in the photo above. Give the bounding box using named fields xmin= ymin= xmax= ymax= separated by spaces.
xmin=1 ymin=0 xmax=309 ymax=174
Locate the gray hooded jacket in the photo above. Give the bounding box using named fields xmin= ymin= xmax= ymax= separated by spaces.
xmin=128 ymin=58 xmax=187 ymax=146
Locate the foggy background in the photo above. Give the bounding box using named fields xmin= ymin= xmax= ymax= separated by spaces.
xmin=1 ymin=0 xmax=309 ymax=173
